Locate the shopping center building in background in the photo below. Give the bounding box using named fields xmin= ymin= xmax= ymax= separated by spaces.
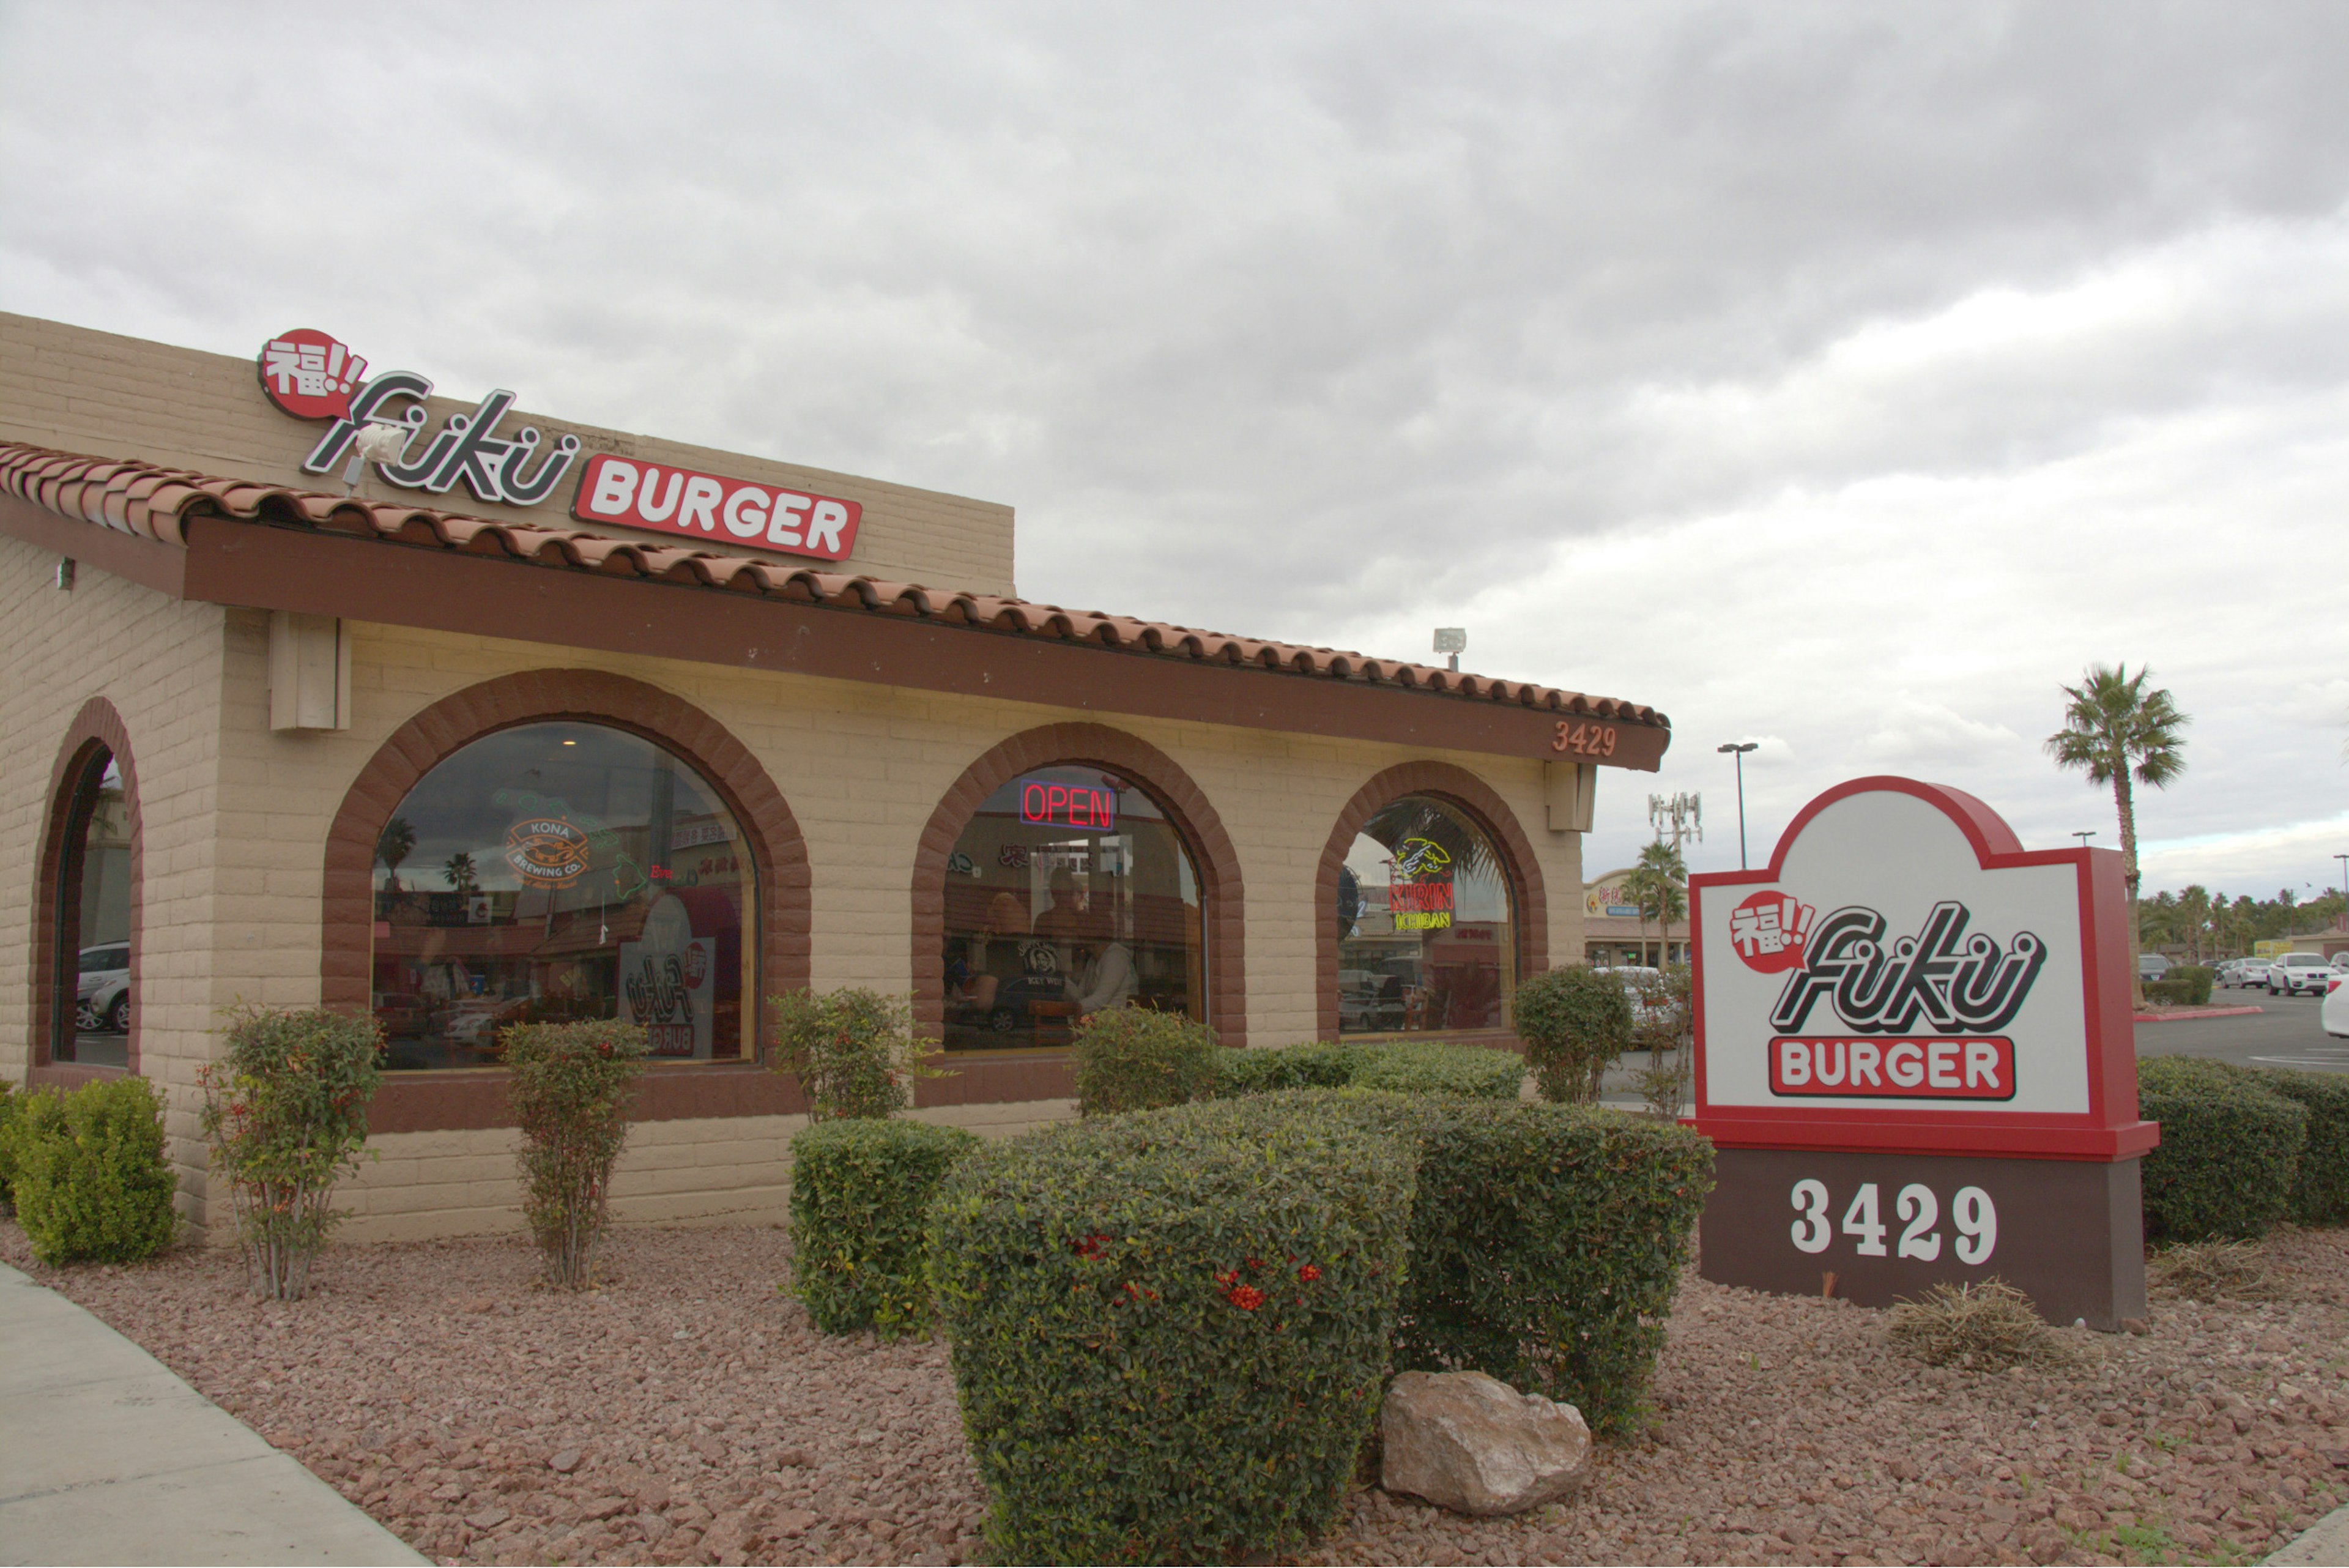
xmin=0 ymin=313 xmax=1670 ymax=1239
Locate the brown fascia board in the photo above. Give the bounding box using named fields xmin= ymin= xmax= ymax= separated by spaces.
xmin=25 ymin=503 xmax=1667 ymax=769
xmin=0 ymin=492 xmax=185 ymax=597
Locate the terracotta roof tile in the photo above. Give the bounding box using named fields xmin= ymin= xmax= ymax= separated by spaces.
xmin=0 ymin=440 xmax=1669 ymax=727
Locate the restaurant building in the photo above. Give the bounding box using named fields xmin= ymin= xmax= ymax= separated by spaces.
xmin=0 ymin=313 xmax=1670 ymax=1240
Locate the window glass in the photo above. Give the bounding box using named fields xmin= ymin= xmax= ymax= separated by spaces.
xmin=370 ymin=722 xmax=754 ymax=1071
xmin=1335 ymin=795 xmax=1515 ymax=1035
xmin=940 ymin=765 xmax=1204 ymax=1051
xmin=55 ymin=751 xmax=131 ymax=1067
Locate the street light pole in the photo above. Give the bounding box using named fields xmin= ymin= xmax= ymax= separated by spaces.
xmin=2073 ymin=831 xmax=2096 ymax=849
xmin=1716 ymin=742 xmax=1758 ymax=869
xmin=2335 ymin=853 xmax=2348 ymax=929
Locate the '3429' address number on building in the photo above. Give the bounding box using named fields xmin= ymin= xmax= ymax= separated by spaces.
xmin=1787 ymin=1178 xmax=1998 ymax=1264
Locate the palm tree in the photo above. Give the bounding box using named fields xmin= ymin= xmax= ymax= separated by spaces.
xmin=443 ymin=851 xmax=481 ymax=894
xmin=375 ymin=816 xmax=417 ymax=893
xmin=1625 ymin=840 xmax=1689 ymax=965
xmin=2045 ymin=663 xmax=2188 ymax=1001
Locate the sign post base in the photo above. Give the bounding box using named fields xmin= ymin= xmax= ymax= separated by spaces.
xmin=1698 ymin=1146 xmax=2147 ymax=1332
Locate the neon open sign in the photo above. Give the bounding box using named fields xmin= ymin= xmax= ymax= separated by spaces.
xmin=1020 ymin=778 xmax=1118 ymax=831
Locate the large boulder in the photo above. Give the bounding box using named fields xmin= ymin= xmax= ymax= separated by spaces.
xmin=1380 ymin=1370 xmax=1590 ymax=1515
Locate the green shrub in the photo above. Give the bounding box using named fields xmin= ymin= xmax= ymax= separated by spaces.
xmin=927 ymin=1092 xmax=1414 ymax=1565
xmin=502 ymin=1019 xmax=649 ymax=1288
xmin=789 ymin=1117 xmax=979 ymax=1337
xmin=1211 ymin=1042 xmax=1362 ymax=1097
xmin=0 ymin=1083 xmax=21 ymax=1209
xmin=1384 ymin=1096 xmax=1713 ymax=1433
xmin=2138 ymin=1057 xmax=2306 ymax=1243
xmin=1514 ymin=966 xmax=1635 ymax=1103
xmin=1072 ymin=1005 xmax=1221 ymax=1117
xmin=2260 ymin=1069 xmax=2349 ymax=1226
xmin=11 ymin=1077 xmax=179 ymax=1266
xmin=1346 ymin=1040 xmax=1523 ymax=1100
xmin=2169 ymin=965 xmax=2214 ymax=1005
xmin=1209 ymin=1041 xmax=1519 ymax=1101
xmin=199 ymin=1006 xmax=383 ymax=1300
xmin=770 ymin=987 xmax=927 ymax=1120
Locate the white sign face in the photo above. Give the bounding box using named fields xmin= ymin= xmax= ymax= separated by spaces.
xmin=1697 ymin=789 xmax=2089 ymax=1117
xmin=620 ymin=894 xmax=715 ymax=1058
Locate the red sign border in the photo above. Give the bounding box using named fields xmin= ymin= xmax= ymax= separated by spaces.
xmin=1685 ymin=776 xmax=2157 ymax=1162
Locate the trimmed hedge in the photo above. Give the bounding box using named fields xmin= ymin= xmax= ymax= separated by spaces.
xmin=1074 ymin=1005 xmax=1221 ymax=1117
xmin=1379 ymin=1096 xmax=1713 ymax=1433
xmin=790 ymin=1117 xmax=979 ymax=1337
xmin=2138 ymin=1057 xmax=2306 ymax=1243
xmin=2261 ymin=1069 xmax=2349 ymax=1227
xmin=2145 ymin=966 xmax=2215 ymax=1006
xmin=0 ymin=1083 xmax=20 ymax=1209
xmin=928 ymin=1093 xmax=1415 ymax=1565
xmin=9 ymin=1077 xmax=179 ymax=1266
xmin=1347 ymin=1041 xmax=1523 ymax=1100
xmin=1210 ymin=1041 xmax=1521 ymax=1101
xmin=1212 ymin=1042 xmax=1362 ymax=1097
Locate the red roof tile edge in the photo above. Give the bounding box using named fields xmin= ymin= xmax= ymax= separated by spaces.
xmin=0 ymin=440 xmax=1669 ymax=726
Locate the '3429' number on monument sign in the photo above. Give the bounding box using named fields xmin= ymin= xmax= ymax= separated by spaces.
xmin=1789 ymin=1180 xmax=1997 ymax=1265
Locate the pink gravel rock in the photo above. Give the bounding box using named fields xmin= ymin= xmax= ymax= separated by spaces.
xmin=5 ymin=1217 xmax=2345 ymax=1566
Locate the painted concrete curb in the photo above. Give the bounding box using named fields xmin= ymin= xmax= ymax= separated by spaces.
xmin=0 ymin=1260 xmax=425 ymax=1566
xmin=2132 ymin=1006 xmax=2268 ymax=1023
xmin=2266 ymin=1498 xmax=2349 ymax=1566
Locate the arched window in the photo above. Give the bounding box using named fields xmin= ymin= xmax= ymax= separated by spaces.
xmin=1334 ymin=794 xmax=1516 ymax=1035
xmin=370 ymin=721 xmax=755 ymax=1071
xmin=939 ymin=764 xmax=1204 ymax=1051
xmin=49 ymin=748 xmax=132 ymax=1069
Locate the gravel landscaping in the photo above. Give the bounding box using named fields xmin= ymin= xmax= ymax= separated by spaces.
xmin=4 ymin=1218 xmax=2344 ymax=1567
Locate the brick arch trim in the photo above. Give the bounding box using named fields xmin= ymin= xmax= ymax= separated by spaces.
xmin=323 ymin=669 xmax=811 ymax=1129
xmin=1315 ymin=762 xmax=1548 ymax=1041
xmin=28 ymin=697 xmax=143 ymax=1082
xmin=911 ymin=723 xmax=1246 ymax=1047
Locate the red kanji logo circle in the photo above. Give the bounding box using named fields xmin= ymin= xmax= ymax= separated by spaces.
xmin=256 ymin=329 xmax=367 ymax=420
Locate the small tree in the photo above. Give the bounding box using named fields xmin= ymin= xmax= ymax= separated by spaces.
xmin=2045 ymin=663 xmax=2188 ymax=1002
xmin=199 ymin=1007 xmax=384 ymax=1301
xmin=1628 ymin=965 xmax=1694 ymax=1118
xmin=374 ymin=816 xmax=416 ymax=893
xmin=771 ymin=987 xmax=945 ymax=1120
xmin=503 ymin=1019 xmax=649 ymax=1289
xmin=1071 ymin=1004 xmax=1219 ymax=1116
xmin=442 ymin=850 xmax=480 ymax=894
xmin=1515 ymin=965 xmax=1635 ymax=1104
xmin=1624 ymin=842 xmax=1689 ymax=965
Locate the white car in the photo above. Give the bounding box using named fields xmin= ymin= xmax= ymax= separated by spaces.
xmin=2268 ymin=953 xmax=2339 ymax=996
xmin=2218 ymin=959 xmax=2259 ymax=989
xmin=74 ymin=942 xmax=130 ymax=1033
xmin=2323 ymin=971 xmax=2349 ymax=1038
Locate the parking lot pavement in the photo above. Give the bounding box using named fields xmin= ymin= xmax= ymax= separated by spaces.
xmin=2135 ymin=993 xmax=2348 ymax=1074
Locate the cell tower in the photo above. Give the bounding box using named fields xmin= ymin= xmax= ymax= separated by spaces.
xmin=1648 ymin=791 xmax=1702 ymax=853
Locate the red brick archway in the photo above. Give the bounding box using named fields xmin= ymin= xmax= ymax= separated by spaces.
xmin=1316 ymin=762 xmax=1547 ymax=1041
xmin=27 ymin=697 xmax=143 ymax=1087
xmin=323 ymin=669 xmax=810 ymax=1130
xmin=910 ymin=724 xmax=1247 ymax=1096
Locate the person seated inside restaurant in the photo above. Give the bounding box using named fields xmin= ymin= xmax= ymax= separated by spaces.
xmin=1067 ymin=901 xmax=1137 ymax=1017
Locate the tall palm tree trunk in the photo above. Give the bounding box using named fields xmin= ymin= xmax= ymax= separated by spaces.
xmin=2113 ymin=773 xmax=2142 ymax=1004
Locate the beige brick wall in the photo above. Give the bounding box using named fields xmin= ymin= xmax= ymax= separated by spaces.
xmin=6 ymin=546 xmax=1584 ymax=1243
xmin=0 ymin=312 xmax=1019 ymax=596
xmin=0 ymin=535 xmax=233 ymax=1222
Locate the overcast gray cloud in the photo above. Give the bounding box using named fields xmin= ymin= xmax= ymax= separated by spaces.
xmin=3 ymin=1 xmax=2343 ymax=899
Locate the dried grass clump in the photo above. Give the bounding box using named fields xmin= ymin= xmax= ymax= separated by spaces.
xmin=1885 ymin=1280 xmax=2055 ymax=1369
xmin=2147 ymin=1239 xmax=2280 ymax=1301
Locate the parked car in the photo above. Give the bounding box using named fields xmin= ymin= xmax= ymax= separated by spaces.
xmin=2137 ymin=952 xmax=2172 ymax=982
xmin=2325 ymin=970 xmax=2349 ymax=1038
xmin=2219 ymin=958 xmax=2261 ymax=988
xmin=74 ymin=942 xmax=130 ymax=1033
xmin=2266 ymin=953 xmax=2338 ymax=996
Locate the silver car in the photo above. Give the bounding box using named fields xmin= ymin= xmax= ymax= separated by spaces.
xmin=75 ymin=942 xmax=130 ymax=1033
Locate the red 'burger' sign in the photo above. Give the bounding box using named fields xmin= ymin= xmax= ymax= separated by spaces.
xmin=569 ymin=453 xmax=863 ymax=563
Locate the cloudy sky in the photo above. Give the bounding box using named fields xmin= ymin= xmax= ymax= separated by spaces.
xmin=4 ymin=2 xmax=2344 ymax=902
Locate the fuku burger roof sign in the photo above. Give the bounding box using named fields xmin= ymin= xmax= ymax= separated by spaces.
xmin=256 ymin=329 xmax=861 ymax=563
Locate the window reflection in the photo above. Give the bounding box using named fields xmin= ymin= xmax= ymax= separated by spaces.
xmin=940 ymin=765 xmax=1204 ymax=1050
xmin=54 ymin=751 xmax=131 ymax=1068
xmin=369 ymin=723 xmax=754 ymax=1070
xmin=1335 ymin=795 xmax=1515 ymax=1035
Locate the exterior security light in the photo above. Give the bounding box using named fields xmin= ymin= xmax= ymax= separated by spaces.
xmin=1433 ymin=628 xmax=1466 ymax=671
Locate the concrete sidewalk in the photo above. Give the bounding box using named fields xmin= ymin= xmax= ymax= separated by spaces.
xmin=2269 ymin=1500 xmax=2349 ymax=1566
xmin=0 ymin=1260 xmax=423 ymax=1566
